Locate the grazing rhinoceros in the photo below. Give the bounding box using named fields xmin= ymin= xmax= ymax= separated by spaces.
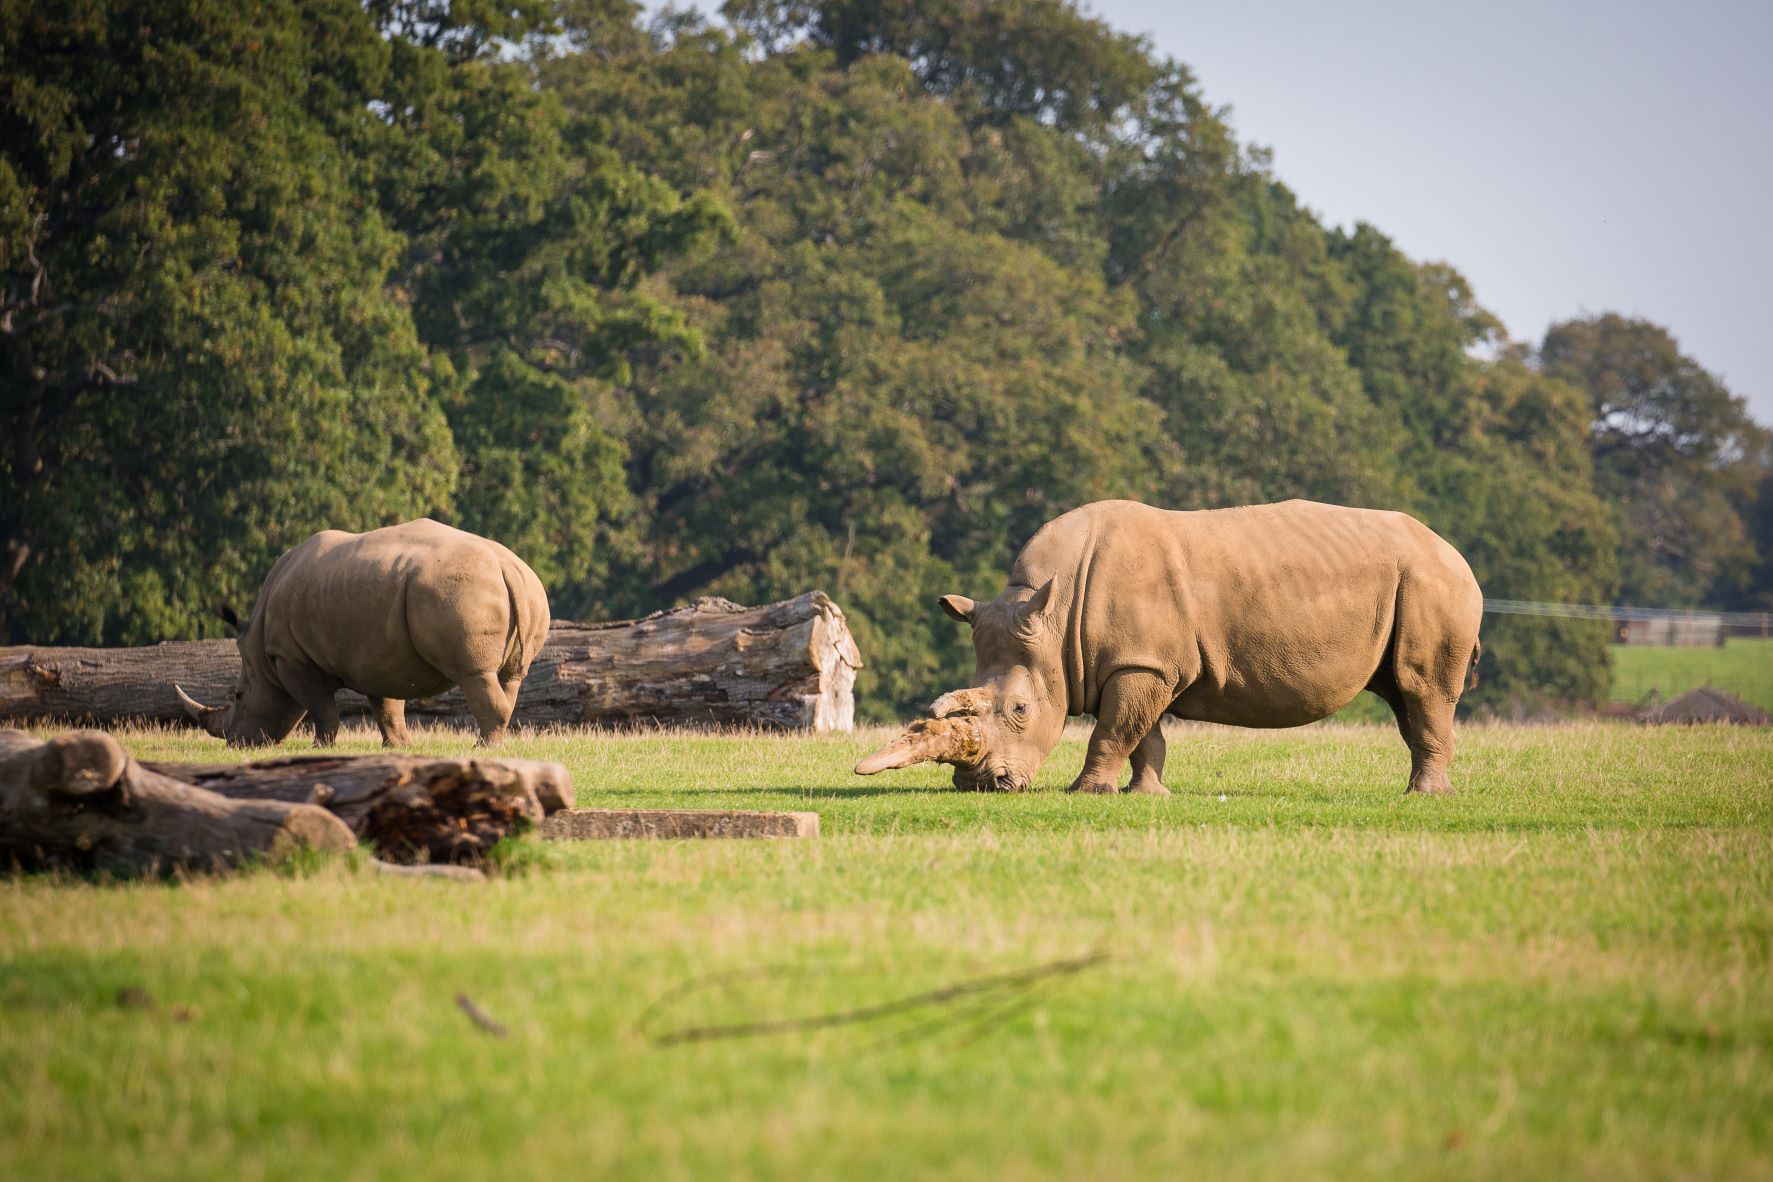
xmin=176 ymin=519 xmax=550 ymax=748
xmin=857 ymin=500 xmax=1483 ymax=795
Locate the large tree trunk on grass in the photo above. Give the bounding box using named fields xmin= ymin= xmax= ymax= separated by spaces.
xmin=0 ymin=591 xmax=862 ymax=732
xmin=0 ymin=729 xmax=355 ymax=876
xmin=146 ymin=755 xmax=572 ymax=864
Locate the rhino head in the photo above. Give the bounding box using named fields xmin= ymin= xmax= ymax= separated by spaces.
xmin=174 ymin=631 xmax=307 ymax=747
xmin=856 ymin=581 xmax=1068 ymax=791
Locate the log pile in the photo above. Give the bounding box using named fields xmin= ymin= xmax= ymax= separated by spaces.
xmin=0 ymin=728 xmax=570 ymax=877
xmin=147 ymin=754 xmax=572 ymax=864
xmin=0 ymin=729 xmax=354 ymax=876
xmin=0 ymin=591 xmax=861 ymax=733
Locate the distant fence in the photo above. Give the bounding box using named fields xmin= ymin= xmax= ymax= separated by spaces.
xmin=1482 ymin=599 xmax=1772 ymax=645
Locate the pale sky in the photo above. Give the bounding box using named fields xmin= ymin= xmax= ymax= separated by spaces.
xmin=646 ymin=0 xmax=1773 ymax=423
xmin=1093 ymin=0 xmax=1772 ymax=423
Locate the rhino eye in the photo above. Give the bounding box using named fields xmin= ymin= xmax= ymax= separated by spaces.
xmin=1012 ymin=702 xmax=1028 ymax=717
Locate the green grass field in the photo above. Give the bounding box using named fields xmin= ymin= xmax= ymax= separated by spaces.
xmin=4 ymin=721 xmax=1771 ymax=1180
xmin=1610 ymin=637 xmax=1773 ymax=711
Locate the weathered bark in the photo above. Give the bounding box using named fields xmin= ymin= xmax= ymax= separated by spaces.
xmin=147 ymin=755 xmax=572 ymax=864
xmin=0 ymin=591 xmax=862 ymax=732
xmin=0 ymin=728 xmax=355 ymax=877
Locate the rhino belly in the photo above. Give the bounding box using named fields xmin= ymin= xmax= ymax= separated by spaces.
xmin=346 ymin=664 xmax=458 ymax=702
xmin=1164 ymin=604 xmax=1393 ymax=728
xmin=279 ymin=583 xmax=463 ymax=702
xmin=1169 ymin=672 xmax=1368 ymax=728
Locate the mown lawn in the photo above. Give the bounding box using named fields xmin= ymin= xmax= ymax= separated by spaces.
xmin=1611 ymin=637 xmax=1773 ymax=711
xmin=3 ymin=721 xmax=1771 ymax=1180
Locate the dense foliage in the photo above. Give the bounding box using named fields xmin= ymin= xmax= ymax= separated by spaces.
xmin=1540 ymin=313 xmax=1770 ymax=611
xmin=5 ymin=0 xmax=1767 ymax=715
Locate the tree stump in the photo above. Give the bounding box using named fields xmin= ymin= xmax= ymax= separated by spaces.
xmin=1 ymin=591 xmax=862 ymax=732
xmin=0 ymin=729 xmax=354 ymax=876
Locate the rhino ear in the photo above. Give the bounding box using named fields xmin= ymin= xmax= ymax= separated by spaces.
xmin=1020 ymin=580 xmax=1053 ymax=619
xmin=216 ymin=602 xmax=241 ymax=634
xmin=938 ymin=594 xmax=976 ymax=624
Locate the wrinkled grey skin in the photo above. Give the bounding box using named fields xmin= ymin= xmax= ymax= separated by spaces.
xmin=858 ymin=499 xmax=1483 ymax=795
xmin=177 ymin=519 xmax=550 ymax=748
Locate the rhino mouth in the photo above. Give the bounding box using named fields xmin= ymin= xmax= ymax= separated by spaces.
xmin=953 ymin=765 xmax=1029 ymax=793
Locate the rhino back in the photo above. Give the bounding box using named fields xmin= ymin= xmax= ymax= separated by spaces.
xmin=1013 ymin=500 xmax=1479 ymax=723
xmin=257 ymin=520 xmax=528 ymax=700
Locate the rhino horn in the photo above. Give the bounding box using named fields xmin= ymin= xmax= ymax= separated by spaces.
xmin=174 ymin=684 xmax=227 ymax=737
xmin=855 ymin=717 xmax=982 ymax=775
xmin=929 ymin=687 xmax=991 ymax=718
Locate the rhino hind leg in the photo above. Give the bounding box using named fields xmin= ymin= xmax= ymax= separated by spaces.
xmin=275 ymin=661 xmax=343 ymax=748
xmin=459 ymin=673 xmax=515 ymax=747
xmin=1069 ymin=669 xmax=1175 ymax=795
xmin=1396 ymin=691 xmax=1456 ymax=795
xmin=1126 ymin=722 xmax=1170 ymax=795
xmin=1382 ymin=638 xmax=1469 ymax=796
xmin=1368 ymin=654 xmax=1455 ymax=793
xmin=370 ymin=697 xmax=412 ymax=749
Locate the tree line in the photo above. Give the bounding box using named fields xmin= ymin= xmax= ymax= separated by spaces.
xmin=4 ymin=0 xmax=1769 ymax=718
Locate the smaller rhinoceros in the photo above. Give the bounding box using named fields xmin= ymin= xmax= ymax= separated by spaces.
xmin=177 ymin=520 xmax=550 ymax=748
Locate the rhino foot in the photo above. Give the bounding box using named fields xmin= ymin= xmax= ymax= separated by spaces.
xmin=1066 ymin=775 xmax=1121 ymax=795
xmin=1125 ymin=775 xmax=1170 ymax=796
xmin=1405 ymin=775 xmax=1455 ymax=796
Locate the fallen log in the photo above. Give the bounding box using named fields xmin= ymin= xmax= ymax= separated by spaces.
xmin=0 ymin=729 xmax=354 ymax=877
xmin=147 ymin=755 xmax=572 ymax=864
xmin=1 ymin=590 xmax=861 ymax=733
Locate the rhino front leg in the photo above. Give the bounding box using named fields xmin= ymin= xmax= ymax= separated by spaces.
xmin=1126 ymin=722 xmax=1170 ymax=795
xmin=306 ymin=697 xmax=342 ymax=748
xmin=274 ymin=661 xmax=342 ymax=748
xmin=1069 ymin=670 xmax=1174 ymax=795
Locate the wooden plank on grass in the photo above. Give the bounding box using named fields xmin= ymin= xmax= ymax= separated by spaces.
xmin=541 ymin=808 xmax=819 ymax=840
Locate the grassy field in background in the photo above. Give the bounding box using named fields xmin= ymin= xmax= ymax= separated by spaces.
xmin=3 ymin=721 xmax=1771 ymax=1180
xmin=1610 ymin=637 xmax=1773 ymax=711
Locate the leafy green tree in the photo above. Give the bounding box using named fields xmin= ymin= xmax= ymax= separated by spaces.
xmin=1541 ymin=314 xmax=1768 ymax=608
xmin=1742 ymin=458 xmax=1773 ymax=612
xmin=1 ymin=0 xmax=455 ymax=643
xmin=554 ymin=25 xmax=1174 ymax=711
xmin=1123 ymin=190 xmax=1412 ymax=512
xmin=362 ymin=6 xmax=730 ymax=617
xmin=2 ymin=0 xmax=724 ymax=640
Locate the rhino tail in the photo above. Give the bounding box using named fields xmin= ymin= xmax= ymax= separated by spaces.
xmin=499 ymin=564 xmax=526 ymax=678
xmin=1466 ymin=639 xmax=1481 ymax=692
xmin=498 ymin=555 xmax=547 ymax=678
